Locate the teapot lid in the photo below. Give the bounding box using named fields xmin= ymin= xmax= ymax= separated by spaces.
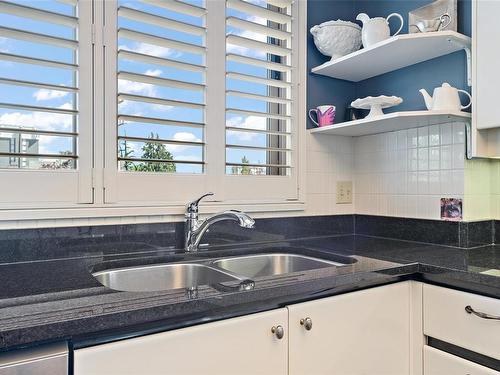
xmin=441 ymin=82 xmax=451 ymax=88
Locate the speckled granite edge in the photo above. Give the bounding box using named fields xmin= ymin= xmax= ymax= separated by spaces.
xmin=355 ymin=215 xmax=494 ymax=248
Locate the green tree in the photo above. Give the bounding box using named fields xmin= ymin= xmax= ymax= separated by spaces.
xmin=231 ymin=155 xmax=251 ymax=175
xmin=118 ymin=140 xmax=134 ymax=171
xmin=136 ymin=132 xmax=176 ymax=173
xmin=240 ymin=155 xmax=251 ymax=175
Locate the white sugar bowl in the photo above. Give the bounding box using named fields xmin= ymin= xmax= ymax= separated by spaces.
xmin=310 ymin=20 xmax=362 ymax=60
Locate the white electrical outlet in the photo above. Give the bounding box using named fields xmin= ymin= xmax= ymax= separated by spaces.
xmin=336 ymin=181 xmax=353 ymax=204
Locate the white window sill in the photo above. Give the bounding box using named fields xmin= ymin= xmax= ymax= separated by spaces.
xmin=0 ymin=201 xmax=306 ymax=229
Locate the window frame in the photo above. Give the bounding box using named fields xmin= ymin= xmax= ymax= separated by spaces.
xmin=0 ymin=0 xmax=94 ymax=210
xmin=0 ymin=0 xmax=307 ymax=223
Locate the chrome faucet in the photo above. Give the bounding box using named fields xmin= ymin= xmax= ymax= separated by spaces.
xmin=184 ymin=193 xmax=255 ymax=252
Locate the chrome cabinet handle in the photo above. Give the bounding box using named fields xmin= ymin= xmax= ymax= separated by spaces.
xmin=300 ymin=317 xmax=313 ymax=331
xmin=465 ymin=305 xmax=500 ymax=320
xmin=271 ymin=325 xmax=284 ymax=339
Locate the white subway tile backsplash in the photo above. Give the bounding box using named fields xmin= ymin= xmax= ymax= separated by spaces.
xmin=452 ymin=143 xmax=465 ymax=169
xmin=408 ymin=148 xmax=418 ymax=171
xmin=304 ymin=133 xmax=354 ymax=217
xmin=428 ymin=171 xmax=440 ymax=194
xmin=407 ymin=172 xmax=418 ymax=194
xmin=397 ymin=130 xmax=407 ymax=150
xmin=429 ymin=125 xmax=440 ymax=146
xmin=407 ymin=128 xmax=418 ymax=148
xmin=440 ymin=123 xmax=453 ymax=145
xmin=440 ymin=145 xmax=452 ymax=169
xmin=452 ymin=122 xmax=465 ymax=144
xmin=305 ymin=122 xmax=465 ymax=221
xmin=429 ymin=147 xmax=440 ymax=170
xmin=417 ymin=171 xmax=429 ymax=195
xmin=387 ymin=132 xmax=398 ymax=151
xmin=440 ymin=170 xmax=453 ymax=195
xmin=407 ymin=197 xmax=418 ymax=217
xmin=352 ymin=122 xmax=466 ymax=220
xmin=418 ymin=127 xmax=429 ymax=148
xmin=418 ymin=148 xmax=429 ymax=170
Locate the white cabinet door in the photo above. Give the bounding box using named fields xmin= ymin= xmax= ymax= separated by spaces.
xmin=424 ymin=346 xmax=499 ymax=375
xmin=473 ymin=0 xmax=500 ymax=130
xmin=74 ymin=308 xmax=288 ymax=375
xmin=288 ymin=282 xmax=411 ymax=375
xmin=470 ymin=0 xmax=500 ymax=157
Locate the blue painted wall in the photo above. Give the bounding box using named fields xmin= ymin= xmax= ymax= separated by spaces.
xmin=307 ymin=0 xmax=472 ymax=127
xmin=307 ymin=0 xmax=356 ymax=128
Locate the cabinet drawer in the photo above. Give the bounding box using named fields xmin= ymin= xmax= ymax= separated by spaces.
xmin=423 ymin=284 xmax=500 ymax=360
xmin=424 ymin=346 xmax=499 ymax=375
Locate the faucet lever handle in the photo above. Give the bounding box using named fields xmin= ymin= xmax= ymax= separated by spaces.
xmin=186 ymin=192 xmax=214 ymax=214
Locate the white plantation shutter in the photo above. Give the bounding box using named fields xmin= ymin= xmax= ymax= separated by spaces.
xmin=103 ymin=0 xmax=211 ymax=204
xmin=103 ymin=0 xmax=301 ymax=204
xmin=0 ymin=0 xmax=93 ymax=208
xmin=223 ymin=0 xmax=298 ymax=201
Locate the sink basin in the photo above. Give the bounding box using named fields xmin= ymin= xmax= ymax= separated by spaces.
xmin=212 ymin=253 xmax=346 ymax=278
xmin=93 ymin=263 xmax=243 ymax=292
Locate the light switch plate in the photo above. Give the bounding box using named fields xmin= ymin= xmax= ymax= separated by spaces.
xmin=336 ymin=181 xmax=353 ymax=204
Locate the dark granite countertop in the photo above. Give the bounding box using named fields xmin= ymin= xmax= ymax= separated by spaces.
xmin=0 ymin=235 xmax=498 ymax=351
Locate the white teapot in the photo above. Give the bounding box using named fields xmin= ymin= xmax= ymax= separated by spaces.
xmin=419 ymin=83 xmax=472 ymax=112
xmin=356 ymin=12 xmax=404 ymax=48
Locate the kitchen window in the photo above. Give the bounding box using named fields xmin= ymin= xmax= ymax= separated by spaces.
xmin=0 ymin=0 xmax=93 ymax=208
xmin=0 ymin=0 xmax=305 ymax=217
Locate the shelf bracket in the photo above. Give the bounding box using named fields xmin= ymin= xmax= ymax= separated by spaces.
xmin=465 ymin=122 xmax=473 ymax=159
xmin=463 ymin=46 xmax=472 ymax=87
xmin=448 ymin=38 xmax=472 ymax=87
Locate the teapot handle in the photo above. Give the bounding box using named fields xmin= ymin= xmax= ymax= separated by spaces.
xmin=457 ymin=89 xmax=472 ymax=110
xmin=438 ymin=13 xmax=452 ymax=31
xmin=387 ymin=13 xmax=404 ymax=36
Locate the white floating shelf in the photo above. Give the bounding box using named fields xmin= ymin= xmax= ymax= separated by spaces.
xmin=309 ymin=111 xmax=471 ymax=137
xmin=311 ymin=31 xmax=471 ymax=82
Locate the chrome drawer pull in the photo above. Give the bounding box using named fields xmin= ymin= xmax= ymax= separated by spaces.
xmin=271 ymin=325 xmax=284 ymax=339
xmin=465 ymin=305 xmax=500 ymax=320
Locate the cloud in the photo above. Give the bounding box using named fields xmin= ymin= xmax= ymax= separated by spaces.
xmin=145 ymin=69 xmax=162 ymax=77
xmin=118 ymin=68 xmax=163 ymax=97
xmin=173 ymin=132 xmax=200 ymax=142
xmin=227 ymin=15 xmax=268 ymax=59
xmin=168 ymin=131 xmax=202 ymax=153
xmin=0 ymin=37 xmax=9 ymax=53
xmin=0 ymin=103 xmax=74 ymax=132
xmin=33 ymin=89 xmax=69 ymax=101
xmin=119 ymin=42 xmax=175 ymax=59
xmin=174 ymin=154 xmax=200 ymax=162
xmin=38 ymin=136 xmax=57 ymax=154
xmin=226 ymin=115 xmax=266 ymax=141
xmin=118 ymin=80 xmax=155 ymax=97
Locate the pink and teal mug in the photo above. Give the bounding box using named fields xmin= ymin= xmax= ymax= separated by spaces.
xmin=308 ymin=105 xmax=336 ymax=127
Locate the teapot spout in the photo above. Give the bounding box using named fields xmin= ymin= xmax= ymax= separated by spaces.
xmin=356 ymin=13 xmax=370 ymax=24
xmin=419 ymin=89 xmax=433 ymax=110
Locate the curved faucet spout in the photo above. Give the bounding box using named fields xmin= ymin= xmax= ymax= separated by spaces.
xmin=185 ymin=210 xmax=255 ymax=252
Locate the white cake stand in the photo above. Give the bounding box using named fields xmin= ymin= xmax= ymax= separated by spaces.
xmin=351 ymin=96 xmax=403 ymax=118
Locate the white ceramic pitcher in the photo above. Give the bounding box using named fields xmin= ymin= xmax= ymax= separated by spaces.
xmin=356 ymin=12 xmax=404 ymax=48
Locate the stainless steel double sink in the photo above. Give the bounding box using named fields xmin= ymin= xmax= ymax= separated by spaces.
xmin=93 ymin=253 xmax=353 ymax=293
